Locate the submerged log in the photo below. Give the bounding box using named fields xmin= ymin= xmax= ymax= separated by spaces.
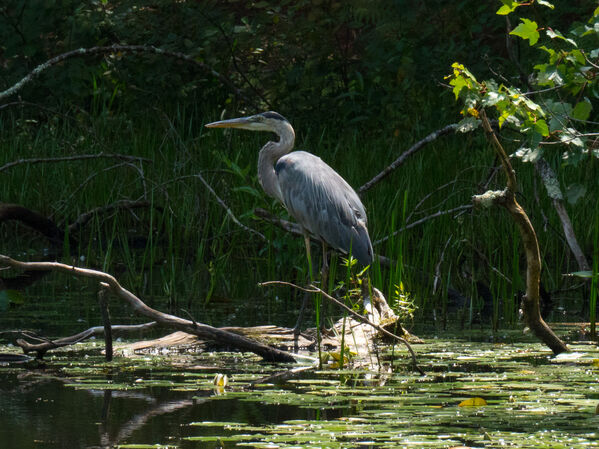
xmin=2 ymin=254 xmax=421 ymax=371
xmin=119 ymin=285 xmax=423 ymax=373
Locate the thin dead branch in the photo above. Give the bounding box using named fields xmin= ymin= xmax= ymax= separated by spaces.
xmin=16 ymin=323 xmax=158 ymax=358
xmin=68 ymin=199 xmax=154 ymax=233
xmin=358 ymin=123 xmax=458 ymax=194
xmin=534 ymin=158 xmax=590 ymax=272
xmin=0 ymin=152 xmax=151 ymax=173
xmin=0 ymin=44 xmax=254 ymax=106
xmin=374 ymin=205 xmax=472 ymax=247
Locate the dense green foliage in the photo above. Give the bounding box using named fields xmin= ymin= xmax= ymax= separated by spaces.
xmin=0 ymin=1 xmax=598 ymax=330
xmin=449 ymin=2 xmax=599 ymax=166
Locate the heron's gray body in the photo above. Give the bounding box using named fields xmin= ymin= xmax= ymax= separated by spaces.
xmin=206 ymin=111 xmax=373 ymax=266
xmin=275 ymin=151 xmax=372 ymax=265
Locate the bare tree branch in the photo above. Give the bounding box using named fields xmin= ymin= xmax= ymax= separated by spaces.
xmin=358 ymin=123 xmax=458 ymax=194
xmin=477 ymin=110 xmax=568 ymax=355
xmin=374 ymin=205 xmax=472 ymax=247
xmin=0 ymin=44 xmax=255 ymax=106
xmin=0 ymin=152 xmax=151 ymax=174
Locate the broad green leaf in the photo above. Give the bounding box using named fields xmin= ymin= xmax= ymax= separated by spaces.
xmin=496 ymin=0 xmax=520 ymax=15
xmin=565 ymin=183 xmax=586 ymax=205
xmin=533 ymin=119 xmax=549 ymax=136
xmin=481 ymin=90 xmax=504 ymax=107
xmin=510 ymin=19 xmax=540 ymax=45
xmin=572 ymin=100 xmax=592 ymax=121
xmin=559 ymin=128 xmax=585 ymax=148
xmin=449 ymin=75 xmax=468 ymax=99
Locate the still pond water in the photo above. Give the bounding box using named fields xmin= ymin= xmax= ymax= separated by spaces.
xmin=1 ymin=335 xmax=599 ymax=449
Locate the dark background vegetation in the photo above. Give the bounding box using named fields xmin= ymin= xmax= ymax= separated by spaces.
xmin=0 ymin=0 xmax=597 ymax=333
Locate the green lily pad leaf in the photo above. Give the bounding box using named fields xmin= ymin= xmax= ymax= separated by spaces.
xmin=565 ymin=183 xmax=586 ymax=205
xmin=510 ymin=18 xmax=540 ymax=45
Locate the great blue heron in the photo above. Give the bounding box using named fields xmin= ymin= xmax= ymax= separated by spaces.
xmin=205 ymin=111 xmax=373 ymax=277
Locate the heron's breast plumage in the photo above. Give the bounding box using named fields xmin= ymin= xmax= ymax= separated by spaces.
xmin=275 ymin=151 xmax=373 ymax=265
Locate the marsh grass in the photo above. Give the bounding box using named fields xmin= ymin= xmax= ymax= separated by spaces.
xmin=0 ymin=106 xmax=597 ymax=332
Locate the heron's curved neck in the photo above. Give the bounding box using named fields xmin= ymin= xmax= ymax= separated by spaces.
xmin=258 ymin=121 xmax=295 ymax=202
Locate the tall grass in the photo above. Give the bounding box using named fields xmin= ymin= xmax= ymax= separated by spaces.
xmin=0 ymin=104 xmax=597 ymax=332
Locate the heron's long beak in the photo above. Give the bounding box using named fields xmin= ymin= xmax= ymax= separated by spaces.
xmin=205 ymin=116 xmax=253 ymax=129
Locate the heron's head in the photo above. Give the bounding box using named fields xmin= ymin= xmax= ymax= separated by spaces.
xmin=205 ymin=111 xmax=289 ymax=134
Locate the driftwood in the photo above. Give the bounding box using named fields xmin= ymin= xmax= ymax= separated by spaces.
xmin=16 ymin=323 xmax=158 ymax=358
xmin=0 ymin=255 xmax=296 ymax=363
xmin=2 ymin=255 xmax=420 ymax=370
xmin=118 ymin=282 xmax=423 ymax=373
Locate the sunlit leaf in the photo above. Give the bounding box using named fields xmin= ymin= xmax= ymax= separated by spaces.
xmin=565 ymin=270 xmax=597 ymax=279
xmin=496 ymin=0 xmax=520 ymax=15
xmin=533 ymin=119 xmax=549 ymax=136
xmin=510 ymin=19 xmax=540 ymax=45
xmin=537 ymin=0 xmax=555 ymax=8
xmin=546 ymin=29 xmax=577 ymax=47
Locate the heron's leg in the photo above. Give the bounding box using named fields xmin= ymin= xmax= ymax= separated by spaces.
xmin=294 ymin=235 xmax=313 ymax=337
xmin=304 ymin=234 xmax=313 ymax=281
xmin=319 ymin=241 xmax=329 ymax=333
xmin=320 ymin=241 xmax=329 ymax=291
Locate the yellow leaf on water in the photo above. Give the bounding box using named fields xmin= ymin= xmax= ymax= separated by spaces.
xmin=458 ymin=397 xmax=487 ymax=407
xmin=592 ymin=359 xmax=599 ymax=368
